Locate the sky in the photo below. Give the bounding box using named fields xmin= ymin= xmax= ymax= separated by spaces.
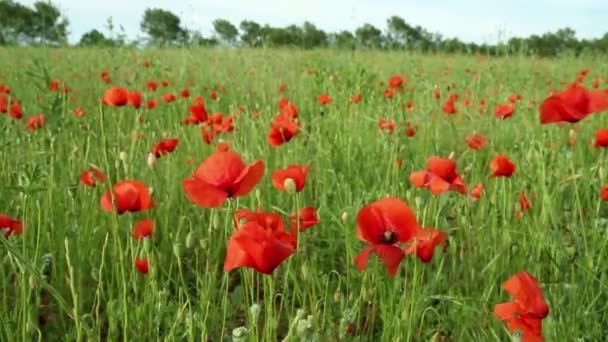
xmin=18 ymin=0 xmax=608 ymax=44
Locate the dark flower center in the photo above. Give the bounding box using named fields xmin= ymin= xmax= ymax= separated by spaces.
xmin=383 ymin=230 xmax=397 ymax=244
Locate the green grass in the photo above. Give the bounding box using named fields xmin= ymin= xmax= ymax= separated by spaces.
xmin=1 ymin=47 xmax=608 ymax=341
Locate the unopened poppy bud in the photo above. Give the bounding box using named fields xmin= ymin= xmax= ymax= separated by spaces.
xmin=143 ymin=238 xmax=151 ymax=253
xmin=29 ymin=275 xmax=36 ymax=290
xmin=448 ymin=151 xmax=455 ymax=159
xmin=185 ymin=231 xmax=195 ymax=249
xmin=512 ymin=330 xmax=523 ymax=342
xmin=119 ymin=151 xmax=127 ymax=163
xmin=341 ymin=212 xmax=348 ymax=224
xmin=284 ymin=178 xmax=297 ymax=194
xmin=333 ymin=289 xmax=342 ymax=302
xmin=147 ymin=153 xmax=156 ymax=169
xmin=232 ymin=327 xmax=248 ymax=342
xmin=300 ymin=264 xmax=309 ymax=281
xmin=249 ymin=303 xmax=261 ymax=321
xmin=173 ymin=243 xmax=182 ymax=259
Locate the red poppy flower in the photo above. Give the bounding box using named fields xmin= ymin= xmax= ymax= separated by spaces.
xmin=142 ymin=60 xmax=151 ymax=67
xmin=100 ymin=180 xmax=154 ymax=214
xmin=378 ymin=118 xmax=396 ymax=133
xmin=147 ymin=100 xmax=157 ymax=110
xmin=201 ymin=126 xmax=216 ymax=144
xmin=73 ymin=107 xmax=86 ymax=117
xmin=9 ymin=100 xmax=22 ymax=119
xmin=80 ymin=167 xmax=107 ymax=187
xmin=27 ymin=115 xmax=45 ymax=132
xmin=180 ymin=89 xmax=190 ymax=98
xmin=183 ymin=144 xmax=264 ymax=208
xmin=135 ymin=258 xmax=149 ymax=274
xmin=102 ymin=87 xmax=130 ymax=106
xmin=433 ymin=90 xmax=441 ymax=100
xmin=508 ymin=93 xmax=522 ymax=103
xmin=490 ymin=154 xmax=516 ymax=177
xmin=594 ymin=128 xmax=608 ymax=147
xmin=405 ymin=121 xmax=417 ymax=137
xmin=271 ymin=165 xmax=309 ymax=193
xmin=539 ymin=83 xmax=608 ymax=124
xmin=519 ymin=191 xmax=531 ymax=212
xmin=290 ymin=206 xmax=319 ymax=232
xmin=162 ymin=93 xmax=176 ymax=103
xmin=210 ymin=91 xmax=218 ymax=100
xmin=470 ymin=182 xmax=484 ymax=201
xmin=49 ymin=80 xmax=60 ymax=91
xmin=146 ymin=81 xmax=158 ymax=92
xmin=277 ymin=98 xmax=298 ymax=118
xmin=494 ymin=104 xmax=515 ymax=119
xmin=317 ymin=94 xmax=332 ymax=105
xmin=383 ymin=89 xmax=394 ymax=99
xmin=442 ymin=100 xmax=457 ymax=114
xmin=128 ymin=91 xmax=142 ymax=109
xmin=152 ymin=138 xmax=179 ymax=158
xmin=268 ymin=114 xmax=299 ymax=147
xmin=494 ymin=271 xmax=549 ymax=342
xmin=410 ymin=157 xmax=467 ymax=195
xmin=132 ymin=218 xmax=154 ymax=240
xmin=465 ymin=133 xmax=488 ymax=150
xmin=349 ymin=93 xmax=362 ymax=104
xmin=224 ymin=221 xmax=296 ymax=275
xmin=601 ymin=185 xmax=608 ymax=201
xmin=234 ymin=208 xmax=285 ymax=232
xmin=404 ymin=228 xmax=447 ymax=262
xmin=161 ymin=80 xmax=169 ymax=87
xmin=0 ymin=214 xmax=23 ymax=238
xmin=354 ymin=198 xmax=419 ymax=277
xmin=388 ymin=75 xmax=403 ymax=90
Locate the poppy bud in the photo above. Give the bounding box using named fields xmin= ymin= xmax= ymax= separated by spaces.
xmin=173 ymin=243 xmax=182 ymax=259
xmin=144 ymin=238 xmax=151 ymax=253
xmin=300 ymin=264 xmax=309 ymax=281
xmin=147 ymin=153 xmax=156 ymax=169
xmin=249 ymin=303 xmax=261 ymax=321
xmin=29 ymin=275 xmax=36 ymax=290
xmin=341 ymin=212 xmax=348 ymax=224
xmin=284 ymin=178 xmax=297 ymax=194
xmin=333 ymin=289 xmax=342 ymax=302
xmin=185 ymin=231 xmax=195 ymax=249
xmin=448 ymin=151 xmax=455 ymax=159
xmin=119 ymin=151 xmax=127 ymax=163
xmin=232 ymin=327 xmax=248 ymax=342
xmin=512 ymin=330 xmax=523 ymax=342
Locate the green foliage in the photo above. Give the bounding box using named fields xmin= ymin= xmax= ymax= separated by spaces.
xmin=212 ymin=19 xmax=239 ymax=46
xmin=1 ymin=48 xmax=608 ymax=341
xmin=0 ymin=0 xmax=67 ymax=46
xmin=140 ymin=8 xmax=188 ymax=47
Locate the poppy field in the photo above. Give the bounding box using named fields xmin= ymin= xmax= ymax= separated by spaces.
xmin=2 ymin=48 xmax=608 ymax=341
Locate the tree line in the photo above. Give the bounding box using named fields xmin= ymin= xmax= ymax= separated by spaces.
xmin=2 ymin=0 xmax=608 ymax=56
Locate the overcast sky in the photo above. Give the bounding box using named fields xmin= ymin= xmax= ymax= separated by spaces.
xmin=18 ymin=0 xmax=608 ymax=44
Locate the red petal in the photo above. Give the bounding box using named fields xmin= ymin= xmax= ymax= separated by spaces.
xmin=232 ymin=160 xmax=265 ymax=197
xmin=182 ymin=178 xmax=228 ymax=208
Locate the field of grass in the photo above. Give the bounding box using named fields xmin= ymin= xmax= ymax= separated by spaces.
xmin=1 ymin=47 xmax=608 ymax=341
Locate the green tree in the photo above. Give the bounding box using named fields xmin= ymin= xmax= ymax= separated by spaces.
xmin=301 ymin=21 xmax=327 ymax=48
xmin=213 ymin=19 xmax=239 ymax=45
xmin=78 ymin=29 xmax=114 ymax=47
xmin=31 ymin=1 xmax=69 ymax=45
xmin=239 ymin=20 xmax=262 ymax=47
xmin=0 ymin=0 xmax=36 ymax=45
xmin=355 ymin=23 xmax=383 ymax=49
xmin=140 ymin=8 xmax=188 ymax=47
xmin=330 ymin=30 xmax=356 ymax=50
